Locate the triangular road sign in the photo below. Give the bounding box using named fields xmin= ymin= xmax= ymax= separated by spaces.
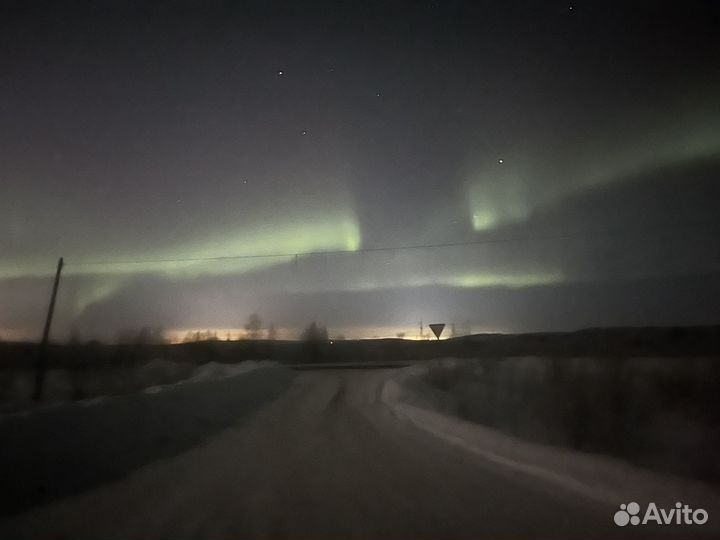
xmin=429 ymin=323 xmax=445 ymax=340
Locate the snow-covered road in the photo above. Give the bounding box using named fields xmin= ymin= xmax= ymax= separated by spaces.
xmin=1 ymin=369 xmax=718 ymax=539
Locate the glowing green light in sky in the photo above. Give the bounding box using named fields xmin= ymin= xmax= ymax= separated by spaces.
xmin=467 ymin=166 xmax=531 ymax=231
xmin=343 ymin=270 xmax=563 ymax=292
xmin=440 ymin=271 xmax=564 ymax=289
xmin=71 ymin=278 xmax=125 ymax=313
xmin=0 ymin=211 xmax=362 ymax=279
xmin=464 ymin=102 xmax=720 ymax=233
xmin=471 ymin=210 xmax=497 ymax=231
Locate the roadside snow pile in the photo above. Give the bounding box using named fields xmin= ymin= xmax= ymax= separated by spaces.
xmin=380 ymin=358 xmax=473 ymax=417
xmin=0 ymin=363 xmax=294 ymax=517
xmin=382 ymin=358 xmax=720 ymax=512
xmin=388 ymin=356 xmax=720 ymax=482
xmin=135 ymin=358 xmax=195 ymax=388
xmin=188 ymin=360 xmax=276 ymax=382
xmin=0 ymin=358 xmax=198 ymax=412
xmin=0 ymin=359 xmax=275 ymax=412
xmin=141 ymin=360 xmax=277 ymax=395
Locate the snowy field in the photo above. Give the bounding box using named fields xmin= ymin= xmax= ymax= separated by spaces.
xmin=2 ymin=366 xmax=719 ymax=539
xmin=382 ymin=360 xmax=720 ymax=520
xmin=1 ymin=358 xmax=208 ymax=413
xmin=386 ymin=356 xmax=720 ymax=482
xmin=0 ymin=361 xmax=293 ymax=516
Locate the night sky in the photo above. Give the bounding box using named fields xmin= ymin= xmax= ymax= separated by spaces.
xmin=2 ymin=1 xmax=720 ymax=341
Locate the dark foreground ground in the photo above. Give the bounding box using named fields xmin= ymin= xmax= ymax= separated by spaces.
xmin=1 ymin=328 xmax=719 ymax=538
xmin=2 ymin=368 xmax=719 ymax=539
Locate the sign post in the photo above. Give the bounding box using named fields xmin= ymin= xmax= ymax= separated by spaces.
xmin=428 ymin=323 xmax=445 ymax=340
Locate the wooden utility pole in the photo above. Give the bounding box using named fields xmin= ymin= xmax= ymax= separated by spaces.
xmin=33 ymin=257 xmax=64 ymax=402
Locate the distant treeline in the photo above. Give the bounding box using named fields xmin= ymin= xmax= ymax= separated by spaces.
xmin=2 ymin=325 xmax=720 ymax=372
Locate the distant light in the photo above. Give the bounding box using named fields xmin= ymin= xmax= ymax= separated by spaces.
xmin=498 ymin=158 xmax=504 ymax=164
xmin=301 ymin=130 xmax=307 ymax=135
xmin=278 ymin=70 xmax=284 ymax=76
xmin=376 ymin=91 xmax=381 ymax=97
xmin=569 ymin=5 xmax=573 ymax=10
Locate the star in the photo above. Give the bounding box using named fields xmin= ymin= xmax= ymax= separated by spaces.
xmin=301 ymin=130 xmax=308 ymax=136
xmin=498 ymin=158 xmax=504 ymax=164
xmin=242 ymin=179 xmax=248 ymax=184
xmin=277 ymin=70 xmax=284 ymax=76
xmin=376 ymin=91 xmax=382 ymax=97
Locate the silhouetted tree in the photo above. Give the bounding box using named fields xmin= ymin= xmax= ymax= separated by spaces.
xmin=298 ymin=321 xmax=329 ymax=363
xmin=267 ymin=323 xmax=277 ymax=340
xmin=245 ymin=313 xmax=262 ymax=339
xmin=134 ymin=326 xmax=165 ymax=344
xmin=116 ymin=326 xmax=164 ymax=345
xmin=301 ymin=321 xmax=328 ymax=342
xmin=201 ymin=330 xmax=218 ymax=341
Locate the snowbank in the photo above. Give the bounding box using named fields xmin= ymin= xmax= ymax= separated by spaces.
xmin=388 ymin=357 xmax=719 ymax=481
xmin=135 ymin=358 xmax=194 ymax=387
xmin=0 ymin=358 xmax=201 ymax=413
xmin=382 ymin=360 xmax=720 ymax=515
xmin=0 ymin=362 xmax=293 ymax=517
xmin=188 ymin=360 xmax=276 ymax=382
xmin=0 ymin=358 xmax=276 ymax=413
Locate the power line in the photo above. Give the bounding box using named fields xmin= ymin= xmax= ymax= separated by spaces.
xmin=63 ymin=233 xmax=576 ymax=267
xmin=63 ymin=219 xmax=719 ymax=268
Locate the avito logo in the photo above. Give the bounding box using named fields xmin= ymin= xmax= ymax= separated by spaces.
xmin=614 ymin=502 xmax=708 ymax=526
